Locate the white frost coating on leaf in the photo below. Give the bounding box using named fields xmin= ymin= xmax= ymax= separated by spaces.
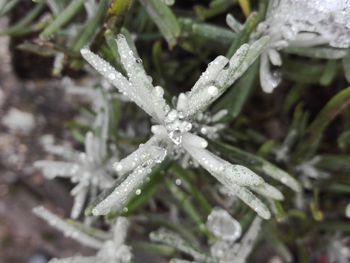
xmin=252 ymin=0 xmax=350 ymax=93
xmin=206 ymin=207 xmax=242 ymax=242
xmin=70 ymin=187 xmax=88 ymax=219
xmin=80 ymin=35 xmax=289 ymax=218
xmin=190 ymin=56 xmax=229 ymax=94
xmin=112 ymin=137 xmax=161 ymax=175
xmin=224 ymin=184 xmax=271 ymax=220
xmin=262 ymin=162 xmax=301 ymax=192
xmin=182 ymin=145 xmax=263 ymax=187
xmin=232 ymin=217 xmax=262 ymax=263
xmin=92 ymin=147 xmax=167 ymax=216
xmin=250 ymin=183 xmax=284 ymax=201
xmin=33 ymin=206 xmax=104 ymax=249
xmin=49 ymin=217 xmax=132 ymax=263
xmin=34 ymin=131 xmax=114 ymax=219
xmin=117 ymin=35 xmax=168 ymax=122
xmin=150 ymin=228 xmax=207 ymax=262
xmin=226 ymin=14 xmax=243 ymax=33
xmin=113 ymin=217 xmax=130 ymax=246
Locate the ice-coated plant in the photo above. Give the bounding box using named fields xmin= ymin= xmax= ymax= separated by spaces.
xmin=150 ymin=207 xmax=261 ymax=263
xmin=80 ymin=34 xmax=300 ymax=220
xmin=34 ymin=81 xmax=119 ymax=219
xmin=33 ymin=206 xmax=132 ymax=263
xmin=227 ymin=0 xmax=350 ymax=93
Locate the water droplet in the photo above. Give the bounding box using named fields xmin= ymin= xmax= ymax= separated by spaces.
xmin=135 ymin=189 xmax=141 ymax=195
xmin=207 ymin=85 xmax=219 ymax=96
xmin=175 ymin=179 xmax=181 ymax=185
xmin=207 ymin=207 xmax=241 ymax=242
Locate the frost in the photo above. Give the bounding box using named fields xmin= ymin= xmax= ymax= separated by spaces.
xmin=34 ymin=131 xmax=114 ymax=219
xmin=153 ymin=214 xmax=262 ymax=263
xmin=229 ymin=0 xmax=350 ymax=92
xmin=80 ymin=34 xmax=296 ymax=219
xmin=34 ymin=208 xmax=133 ymax=263
xmin=150 ymin=228 xmax=208 ymax=262
xmin=33 ymin=206 xmax=104 ymax=249
xmin=49 ymin=217 xmax=132 ymax=263
xmin=2 ymin=107 xmax=35 ymax=134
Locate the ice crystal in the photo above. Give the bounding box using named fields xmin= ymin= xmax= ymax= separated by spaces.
xmin=239 ymin=0 xmax=350 ymax=92
xmin=80 ymin=34 xmax=299 ymax=219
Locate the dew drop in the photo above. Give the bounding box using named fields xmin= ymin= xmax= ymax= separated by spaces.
xmin=207 ymin=85 xmax=219 ymax=96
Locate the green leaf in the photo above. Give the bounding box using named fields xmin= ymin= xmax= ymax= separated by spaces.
xmin=139 ymin=0 xmax=180 ymax=48
xmin=179 ymin=18 xmax=235 ymax=51
xmin=210 ymin=140 xmax=301 ymax=192
xmin=319 ymin=60 xmax=338 ymax=86
xmin=284 ymin=47 xmax=347 ymax=59
xmin=226 ymin=12 xmax=259 ymax=57
xmin=294 ymin=87 xmax=350 ymax=162
xmin=106 ymin=0 xmax=133 ymax=34
xmin=70 ymin=0 xmax=110 ymax=53
xmin=40 ymin=0 xmax=86 ymax=39
xmin=343 ymin=51 xmax=350 ymax=83
xmin=0 ymin=0 xmax=20 ymax=17
xmin=1 ymin=2 xmax=45 ymax=36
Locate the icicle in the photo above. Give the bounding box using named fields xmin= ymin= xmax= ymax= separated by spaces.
xmin=33 ymin=206 xmax=103 ymax=249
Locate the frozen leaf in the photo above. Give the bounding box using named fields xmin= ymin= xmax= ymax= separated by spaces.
xmin=150 ymin=228 xmax=207 ymax=262
xmin=92 ymin=147 xmax=167 ymax=215
xmin=33 ymin=206 xmax=104 ymax=249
